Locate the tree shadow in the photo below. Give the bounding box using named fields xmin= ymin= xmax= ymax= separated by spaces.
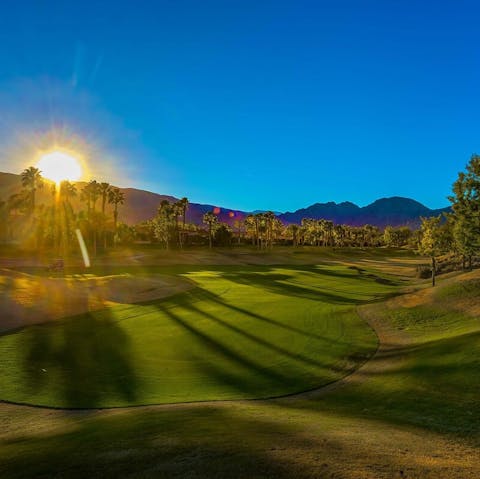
xmin=176 ymin=293 xmax=352 ymax=371
xmin=17 ymin=304 xmax=139 ymax=408
xmin=217 ymin=267 xmax=399 ymax=305
xmin=147 ymin=284 xmax=374 ymax=399
xmin=275 ymin=328 xmax=480 ymax=444
xmin=0 ymin=400 xmax=477 ymax=479
xmin=154 ymin=302 xmax=291 ymax=395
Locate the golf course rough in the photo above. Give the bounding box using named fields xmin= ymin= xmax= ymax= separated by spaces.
xmin=0 ymin=265 xmax=398 ymax=408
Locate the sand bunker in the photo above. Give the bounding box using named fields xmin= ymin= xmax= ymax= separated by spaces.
xmin=0 ymin=269 xmax=193 ymax=333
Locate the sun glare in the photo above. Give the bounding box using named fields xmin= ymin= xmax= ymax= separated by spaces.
xmin=36 ymin=151 xmax=83 ymax=184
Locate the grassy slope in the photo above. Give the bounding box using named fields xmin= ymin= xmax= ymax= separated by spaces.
xmin=0 ymin=250 xmax=478 ymax=478
xmin=327 ymin=272 xmax=480 ymax=437
xmin=0 ymin=264 xmax=398 ymax=407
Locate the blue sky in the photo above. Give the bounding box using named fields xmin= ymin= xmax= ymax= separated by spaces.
xmin=0 ymin=0 xmax=478 ymax=211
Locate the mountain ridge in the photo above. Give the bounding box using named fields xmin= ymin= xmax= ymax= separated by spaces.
xmin=0 ymin=172 xmax=450 ymax=228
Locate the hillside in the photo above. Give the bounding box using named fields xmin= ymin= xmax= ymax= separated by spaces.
xmin=1 ymin=172 xmax=449 ymax=227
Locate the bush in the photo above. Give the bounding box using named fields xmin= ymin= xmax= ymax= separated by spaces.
xmin=416 ymin=264 xmax=431 ymax=279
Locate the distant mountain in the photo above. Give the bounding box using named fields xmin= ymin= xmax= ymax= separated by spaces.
xmin=0 ymin=172 xmax=248 ymax=226
xmin=0 ymin=172 xmax=449 ymax=228
xmin=279 ymin=197 xmax=450 ymax=228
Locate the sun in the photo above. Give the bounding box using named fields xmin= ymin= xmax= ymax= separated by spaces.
xmin=36 ymin=151 xmax=83 ymax=184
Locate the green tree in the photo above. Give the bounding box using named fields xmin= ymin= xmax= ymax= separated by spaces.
xmin=214 ymin=223 xmax=232 ymax=246
xmin=203 ymin=211 xmax=218 ymax=248
xmin=418 ymin=216 xmax=443 ymax=287
xmin=449 ymin=154 xmax=480 ymax=268
xmin=177 ymin=197 xmax=189 ymax=248
xmin=154 ymin=200 xmax=176 ymax=249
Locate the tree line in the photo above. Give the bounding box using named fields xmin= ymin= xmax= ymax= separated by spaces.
xmin=418 ymin=154 xmax=480 ymax=285
xmin=2 ymin=154 xmax=478 ymax=281
xmin=0 ymin=166 xmax=125 ymax=257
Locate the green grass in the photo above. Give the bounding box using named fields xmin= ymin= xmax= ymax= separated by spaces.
xmin=317 ymin=275 xmax=480 ymax=438
xmin=0 ymin=252 xmax=479 ymax=478
xmin=0 ymin=264 xmax=398 ymax=408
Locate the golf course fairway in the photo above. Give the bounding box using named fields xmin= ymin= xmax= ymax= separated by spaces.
xmin=0 ymin=264 xmax=398 ymax=408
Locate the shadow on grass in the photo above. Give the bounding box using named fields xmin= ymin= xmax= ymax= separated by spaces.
xmin=146 ymin=282 xmax=376 ymax=398
xmin=154 ymin=302 xmax=290 ymax=393
xmin=278 ymin=327 xmax=480 ymax=444
xmin=20 ymin=309 xmax=139 ymax=408
xmin=0 ymin=400 xmax=477 ymax=479
xmin=217 ymin=268 xmax=399 ymax=305
xmin=0 ymin=405 xmax=350 ymax=479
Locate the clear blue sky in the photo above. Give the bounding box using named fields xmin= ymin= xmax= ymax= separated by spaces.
xmin=0 ymin=0 xmax=478 ymax=211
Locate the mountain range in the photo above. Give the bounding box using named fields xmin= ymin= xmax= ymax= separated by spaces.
xmin=0 ymin=172 xmax=450 ymax=229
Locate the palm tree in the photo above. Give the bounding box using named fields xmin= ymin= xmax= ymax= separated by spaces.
xmin=80 ymin=185 xmax=91 ymax=215
xmin=99 ymin=182 xmax=111 ymax=249
xmin=59 ymin=181 xmax=77 ymax=206
xmin=178 ymin=197 xmax=189 ymax=248
xmin=203 ymin=211 xmax=218 ymax=248
xmin=81 ymin=181 xmax=102 ymax=255
xmin=263 ymin=211 xmax=276 ymax=248
xmin=89 ymin=180 xmax=101 ymax=213
xmin=286 ymin=224 xmax=300 ymax=247
xmin=21 ymin=166 xmax=43 ymax=214
xmin=108 ymin=187 xmax=125 ymax=245
xmin=7 ymin=192 xmax=28 ymax=240
xmin=99 ymin=182 xmax=111 ymax=215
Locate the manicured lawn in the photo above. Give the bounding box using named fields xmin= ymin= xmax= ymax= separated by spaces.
xmin=323 ymin=274 xmax=480 ymax=438
xmin=0 ymin=264 xmax=397 ymax=407
xmin=0 ymin=253 xmax=479 ymax=478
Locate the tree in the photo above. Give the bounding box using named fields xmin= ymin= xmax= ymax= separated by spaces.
xmin=244 ymin=215 xmax=259 ymax=246
xmin=99 ymin=182 xmax=111 ymax=249
xmin=449 ymin=154 xmax=480 ymax=268
xmin=203 ymin=211 xmax=218 ymax=248
xmin=263 ymin=212 xmax=276 ymax=248
xmin=154 ymin=200 xmax=176 ymax=249
xmin=59 ymin=181 xmax=77 ymax=206
xmin=178 ymin=197 xmax=189 ymax=248
xmin=108 ymin=187 xmax=125 ymax=245
xmin=99 ymin=182 xmax=111 ymax=215
xmin=21 ymin=166 xmax=43 ymax=214
xmin=214 ymin=223 xmax=232 ymax=246
xmin=418 ymin=216 xmax=443 ymax=287
xmin=80 ymin=185 xmax=92 ymax=215
xmin=80 ymin=181 xmax=102 ymax=255
xmin=233 ymin=219 xmax=244 ymax=244
xmin=286 ymin=223 xmax=300 ymax=247
xmin=383 ymin=225 xmax=412 ymax=247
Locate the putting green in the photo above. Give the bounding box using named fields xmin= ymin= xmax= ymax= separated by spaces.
xmin=0 ymin=265 xmax=398 ymax=407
